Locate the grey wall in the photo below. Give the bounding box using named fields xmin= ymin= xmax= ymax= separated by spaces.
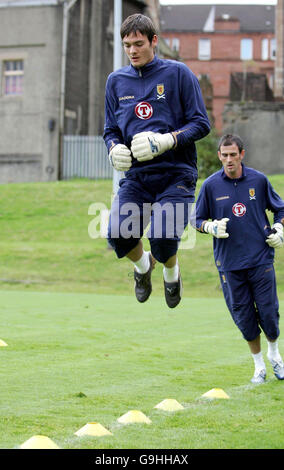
xmin=223 ymin=102 xmax=284 ymax=175
xmin=0 ymin=5 xmax=62 ymax=183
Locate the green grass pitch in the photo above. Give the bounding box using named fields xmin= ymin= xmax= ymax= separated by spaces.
xmin=0 ymin=177 xmax=284 ymax=449
xmin=1 ymin=291 xmax=284 ymax=449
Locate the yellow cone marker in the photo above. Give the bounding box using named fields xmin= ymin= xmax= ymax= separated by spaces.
xmin=20 ymin=435 xmax=60 ymax=449
xmin=75 ymin=422 xmax=113 ymax=437
xmin=0 ymin=339 xmax=8 ymax=347
xmin=117 ymin=410 xmax=152 ymax=424
xmin=201 ymin=388 xmax=230 ymax=399
xmin=154 ymin=399 xmax=184 ymax=411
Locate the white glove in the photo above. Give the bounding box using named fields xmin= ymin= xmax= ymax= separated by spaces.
xmin=266 ymin=223 xmax=283 ymax=248
xmin=109 ymin=144 xmax=132 ymax=171
xmin=204 ymin=218 xmax=230 ymax=239
xmin=131 ymin=131 xmax=174 ymax=162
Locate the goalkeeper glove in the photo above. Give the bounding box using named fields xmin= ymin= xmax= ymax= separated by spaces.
xmin=131 ymin=131 xmax=174 ymax=162
xmin=108 ymin=144 xmax=132 ymax=172
xmin=204 ymin=218 xmax=230 ymax=239
xmin=266 ymin=223 xmax=283 ymax=248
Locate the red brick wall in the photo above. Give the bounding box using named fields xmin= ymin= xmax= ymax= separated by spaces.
xmin=274 ymin=0 xmax=284 ymax=97
xmin=162 ymin=31 xmax=275 ymax=131
xmin=214 ymin=19 xmax=240 ymax=32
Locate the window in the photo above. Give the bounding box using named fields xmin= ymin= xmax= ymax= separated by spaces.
xmin=3 ymin=60 xmax=24 ymax=95
xmin=270 ymin=38 xmax=276 ymax=60
xmin=261 ymin=38 xmax=276 ymax=61
xmin=163 ymin=38 xmax=170 ymax=47
xmin=240 ymin=39 xmax=253 ymax=60
xmin=172 ymin=38 xmax=180 ymax=52
xmin=261 ymin=38 xmax=269 ymax=61
xmin=198 ymin=39 xmax=211 ymax=60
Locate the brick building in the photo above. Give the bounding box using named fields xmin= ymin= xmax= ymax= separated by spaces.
xmin=160 ymin=4 xmax=276 ymax=131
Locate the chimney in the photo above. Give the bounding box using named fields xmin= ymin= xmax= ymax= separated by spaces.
xmin=215 ymin=14 xmax=240 ymax=32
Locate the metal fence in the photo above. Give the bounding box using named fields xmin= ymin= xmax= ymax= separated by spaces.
xmin=62 ymin=135 xmax=113 ymax=179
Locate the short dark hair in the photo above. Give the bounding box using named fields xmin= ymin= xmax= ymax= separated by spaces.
xmin=218 ymin=134 xmax=244 ymax=153
xmin=120 ymin=14 xmax=157 ymax=43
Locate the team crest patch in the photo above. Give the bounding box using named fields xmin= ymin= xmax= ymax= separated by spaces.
xmin=157 ymin=83 xmax=165 ymax=100
xmin=232 ymin=202 xmax=246 ymax=217
xmin=249 ymin=188 xmax=256 ymax=200
xmin=135 ymin=101 xmax=153 ymax=120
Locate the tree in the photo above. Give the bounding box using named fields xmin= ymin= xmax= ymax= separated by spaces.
xmin=196 ymin=128 xmax=221 ymax=179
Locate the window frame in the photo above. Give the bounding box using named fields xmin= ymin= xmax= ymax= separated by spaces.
xmin=172 ymin=37 xmax=180 ymax=52
xmin=240 ymin=38 xmax=253 ymax=61
xmin=2 ymin=59 xmax=24 ymax=96
xmin=198 ymin=38 xmax=211 ymax=61
xmin=270 ymin=38 xmax=276 ymax=60
xmin=261 ymin=38 xmax=269 ymax=61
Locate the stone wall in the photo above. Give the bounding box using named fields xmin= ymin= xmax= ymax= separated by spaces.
xmin=0 ymin=5 xmax=62 ymax=183
xmin=223 ymin=101 xmax=284 ymax=174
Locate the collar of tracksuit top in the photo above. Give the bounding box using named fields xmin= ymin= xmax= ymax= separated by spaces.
xmin=128 ymin=54 xmax=159 ymax=77
xmin=220 ymin=163 xmax=247 ymax=182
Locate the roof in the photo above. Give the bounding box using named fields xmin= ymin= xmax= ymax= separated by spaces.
xmin=0 ymin=0 xmax=146 ymax=8
xmin=160 ymin=4 xmax=275 ymax=33
xmin=0 ymin=0 xmax=60 ymax=7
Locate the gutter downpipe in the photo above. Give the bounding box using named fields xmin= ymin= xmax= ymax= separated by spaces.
xmin=59 ymin=0 xmax=79 ymax=179
xmin=112 ymin=0 xmax=123 ymax=196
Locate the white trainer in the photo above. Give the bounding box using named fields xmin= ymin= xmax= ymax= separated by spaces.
xmin=251 ymin=369 xmax=266 ymax=384
xmin=268 ymin=358 xmax=284 ymax=380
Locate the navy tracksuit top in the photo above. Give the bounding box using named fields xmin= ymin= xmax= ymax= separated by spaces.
xmin=103 ymin=55 xmax=210 ymax=180
xmin=195 ymin=165 xmax=284 ymax=272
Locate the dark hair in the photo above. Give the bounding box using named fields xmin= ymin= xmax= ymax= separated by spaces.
xmin=218 ymin=134 xmax=244 ymax=153
xmin=120 ymin=14 xmax=157 ymax=43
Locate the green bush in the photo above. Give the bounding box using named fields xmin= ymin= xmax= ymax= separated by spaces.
xmin=196 ymin=129 xmax=221 ymax=179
